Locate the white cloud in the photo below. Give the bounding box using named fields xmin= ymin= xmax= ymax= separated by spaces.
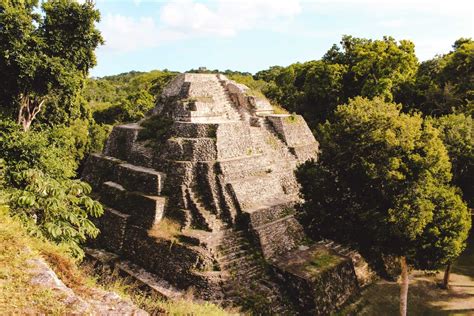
xmin=100 ymin=14 xmax=160 ymax=52
xmin=159 ymin=0 xmax=302 ymax=37
xmin=98 ymin=0 xmax=302 ymax=52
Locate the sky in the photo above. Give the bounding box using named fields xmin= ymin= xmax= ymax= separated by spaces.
xmin=90 ymin=0 xmax=474 ymax=77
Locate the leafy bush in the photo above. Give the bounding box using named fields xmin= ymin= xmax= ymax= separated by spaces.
xmin=138 ymin=115 xmax=173 ymax=142
xmin=0 ymin=120 xmax=78 ymax=179
xmin=7 ymin=168 xmax=103 ymax=258
xmin=0 ymin=119 xmax=105 ymax=258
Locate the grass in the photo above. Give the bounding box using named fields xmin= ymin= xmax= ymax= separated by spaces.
xmin=0 ymin=205 xmax=232 ymax=315
xmin=305 ymin=249 xmax=342 ymax=274
xmin=0 ymin=206 xmax=69 ymax=314
xmin=148 ymin=218 xmax=182 ymax=242
xmin=272 ymin=104 xmax=290 ymax=114
xmin=284 ymin=113 xmax=301 ymax=124
xmin=339 ymin=232 xmax=474 ymax=315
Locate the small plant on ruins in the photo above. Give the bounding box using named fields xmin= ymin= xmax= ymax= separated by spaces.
xmin=306 ymin=249 xmax=342 ymax=273
xmin=284 ymin=113 xmax=300 ymax=124
xmin=272 ymin=104 xmax=290 ymax=114
xmin=138 ymin=115 xmax=174 ymax=142
xmin=148 ymin=218 xmax=182 ymax=243
xmin=265 ymin=135 xmax=280 ymax=150
xmin=296 ymin=97 xmax=471 ymax=316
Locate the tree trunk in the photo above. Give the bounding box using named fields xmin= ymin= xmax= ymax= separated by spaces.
xmin=442 ymin=263 xmax=452 ymax=289
xmin=17 ymin=94 xmax=45 ymax=132
xmin=399 ymin=256 xmax=409 ymax=316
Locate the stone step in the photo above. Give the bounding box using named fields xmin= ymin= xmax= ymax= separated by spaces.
xmin=217 ymin=242 xmax=250 ymax=256
xmin=101 ymin=181 xmax=165 ymax=229
xmin=104 ymin=123 xmax=142 ymax=161
xmin=86 ymin=248 xmax=184 ymax=300
xmin=116 ymin=163 xmax=165 ymax=195
xmin=82 ymin=153 xmax=122 ymax=189
xmin=217 ymin=249 xmax=252 ymax=262
xmin=242 ymin=196 xmax=296 ymax=228
xmin=228 ymin=173 xmax=286 ymax=210
xmin=187 ymin=189 xmax=223 ymax=232
xmin=93 ymin=207 xmax=130 ymax=253
xmin=178 ymin=229 xmax=221 ymax=250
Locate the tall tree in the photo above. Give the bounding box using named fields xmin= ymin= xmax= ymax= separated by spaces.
xmin=254 ymin=36 xmax=419 ymax=127
xmin=429 ymin=114 xmax=474 ymax=208
xmin=297 ymin=97 xmax=471 ymax=315
xmin=0 ymin=0 xmax=103 ymax=131
xmin=401 ymin=38 xmax=473 ymax=116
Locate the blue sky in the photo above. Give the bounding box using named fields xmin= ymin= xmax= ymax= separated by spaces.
xmin=90 ymin=0 xmax=474 ymax=77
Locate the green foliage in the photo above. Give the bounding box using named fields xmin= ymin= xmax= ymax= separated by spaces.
xmin=0 ymin=119 xmax=104 ymax=257
xmin=0 ymin=0 xmax=103 ymax=130
xmin=401 ymin=38 xmax=473 ymax=116
xmin=88 ymin=121 xmax=113 ymax=154
xmin=0 ymin=120 xmax=78 ymax=179
xmin=255 ymin=36 xmax=418 ymax=126
xmin=86 ymin=70 xmax=177 ymax=124
xmin=227 ymin=74 xmax=270 ymax=99
xmin=429 ymin=113 xmax=474 ymax=207
xmin=296 ymin=97 xmax=471 ymax=270
xmin=138 ymin=115 xmax=174 ymax=142
xmin=7 ymin=168 xmax=103 ymax=258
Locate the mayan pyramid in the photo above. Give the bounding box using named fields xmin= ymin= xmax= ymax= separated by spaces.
xmin=83 ymin=73 xmax=369 ymax=314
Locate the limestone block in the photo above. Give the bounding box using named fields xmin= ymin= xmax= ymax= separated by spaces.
xmin=161 ymin=74 xmax=185 ymax=98
xmin=242 ymin=199 xmax=296 ymax=228
xmin=166 ymin=138 xmax=217 ymax=161
xmin=289 ymin=144 xmax=319 ymax=164
xmin=104 ymin=124 xmax=142 ymax=161
xmin=172 ymin=122 xmax=219 ymax=138
xmin=100 ymin=181 xmax=166 ymax=229
xmin=95 ymin=208 xmax=130 ymax=253
xmin=216 ymin=122 xmax=254 ymax=160
xmin=116 ymin=163 xmax=165 ymax=195
xmin=272 ymin=245 xmax=359 ymax=315
xmin=228 ymin=174 xmax=286 ymax=210
xmin=121 ymin=225 xmax=214 ymax=290
xmin=266 ymin=114 xmax=318 ymax=162
xmin=252 ymin=216 xmax=306 ymax=259
xmin=81 ymin=154 xmax=121 ymax=189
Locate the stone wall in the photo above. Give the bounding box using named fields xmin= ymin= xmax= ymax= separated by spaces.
xmin=272 ymin=245 xmax=360 ymax=315
xmin=266 ymin=114 xmax=319 ymax=163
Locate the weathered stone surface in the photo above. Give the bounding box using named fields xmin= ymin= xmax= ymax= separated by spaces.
xmin=100 ymin=181 xmax=166 ymax=228
xmin=82 ymin=73 xmax=365 ymax=314
xmin=94 ymin=207 xmax=130 ymax=253
xmin=28 ymin=255 xmax=147 ymax=315
xmin=272 ymin=245 xmax=359 ymax=315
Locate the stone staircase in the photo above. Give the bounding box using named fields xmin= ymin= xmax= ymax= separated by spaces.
xmin=216 ymin=230 xmax=295 ymax=314
xmin=184 ymin=74 xmax=241 ymax=122
xmin=186 ymin=188 xmax=224 ymax=232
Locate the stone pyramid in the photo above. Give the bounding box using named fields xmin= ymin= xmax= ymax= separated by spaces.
xmin=82 ymin=73 xmax=366 ymax=314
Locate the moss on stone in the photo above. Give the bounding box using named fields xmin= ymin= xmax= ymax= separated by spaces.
xmin=284 ymin=113 xmax=301 ymax=124
xmin=305 ymin=249 xmax=343 ymax=274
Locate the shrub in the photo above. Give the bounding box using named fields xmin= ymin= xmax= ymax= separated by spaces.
xmin=7 ymin=167 xmax=103 ymax=258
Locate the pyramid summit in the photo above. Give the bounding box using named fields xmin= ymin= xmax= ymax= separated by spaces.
xmin=82 ymin=73 xmax=371 ymax=314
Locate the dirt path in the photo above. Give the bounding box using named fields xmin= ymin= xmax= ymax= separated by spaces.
xmin=341 ymin=234 xmax=474 ymax=315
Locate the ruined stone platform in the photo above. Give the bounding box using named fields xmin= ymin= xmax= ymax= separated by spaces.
xmin=82 ymin=73 xmax=367 ymax=314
